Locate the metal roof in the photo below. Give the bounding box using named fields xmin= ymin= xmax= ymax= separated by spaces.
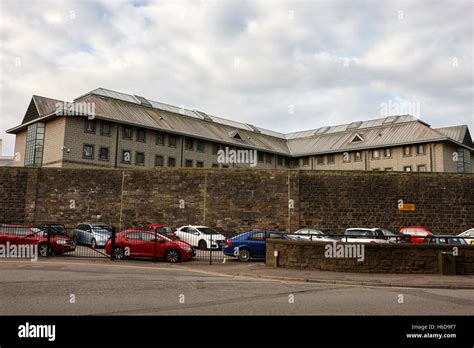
xmin=6 ymin=88 xmax=473 ymax=156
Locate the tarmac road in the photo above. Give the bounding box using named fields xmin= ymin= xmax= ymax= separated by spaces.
xmin=0 ymin=260 xmax=473 ymax=315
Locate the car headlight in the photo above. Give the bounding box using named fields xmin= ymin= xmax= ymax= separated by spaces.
xmin=56 ymin=239 xmax=69 ymax=245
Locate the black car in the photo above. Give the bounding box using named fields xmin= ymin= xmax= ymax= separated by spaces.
xmin=37 ymin=223 xmax=68 ymax=237
xmin=380 ymin=227 xmax=411 ymax=243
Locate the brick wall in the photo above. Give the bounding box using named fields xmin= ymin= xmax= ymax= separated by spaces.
xmin=0 ymin=167 xmax=472 ymax=235
xmin=266 ymin=239 xmax=474 ymax=274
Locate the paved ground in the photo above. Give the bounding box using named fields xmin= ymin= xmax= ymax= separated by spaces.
xmin=0 ymin=259 xmax=473 ymax=315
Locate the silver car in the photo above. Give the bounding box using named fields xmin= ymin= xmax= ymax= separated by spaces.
xmin=73 ymin=223 xmax=112 ymax=249
xmin=287 ymin=228 xmax=339 ymax=242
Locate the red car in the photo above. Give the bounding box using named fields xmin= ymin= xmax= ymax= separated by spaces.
xmin=400 ymin=226 xmax=433 ymax=244
xmin=105 ymin=229 xmax=194 ymax=263
xmin=139 ymin=223 xmax=177 ymax=238
xmin=0 ymin=225 xmax=76 ymax=256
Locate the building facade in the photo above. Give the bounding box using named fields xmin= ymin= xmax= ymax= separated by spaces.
xmin=7 ymin=88 xmax=474 ymax=173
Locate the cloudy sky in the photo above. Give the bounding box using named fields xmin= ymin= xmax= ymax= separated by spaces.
xmin=0 ymin=0 xmax=472 ymax=155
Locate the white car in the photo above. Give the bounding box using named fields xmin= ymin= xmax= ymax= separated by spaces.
xmin=342 ymin=228 xmax=390 ymax=244
xmin=175 ymin=225 xmax=226 ymax=249
xmin=287 ymin=228 xmax=339 ymax=242
xmin=458 ymin=229 xmax=474 ymax=245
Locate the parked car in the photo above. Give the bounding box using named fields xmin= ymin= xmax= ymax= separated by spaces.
xmin=458 ymin=229 xmax=474 ymax=245
xmin=73 ymin=223 xmax=112 ymax=249
xmin=341 ymin=228 xmax=390 ymax=244
xmin=139 ymin=223 xmax=177 ymax=239
xmin=105 ymin=230 xmax=194 ymax=263
xmin=424 ymin=235 xmax=468 ymax=245
xmin=400 ymin=226 xmax=433 ymax=244
xmin=287 ymin=228 xmax=339 ymax=242
xmin=0 ymin=225 xmax=75 ymax=256
xmin=37 ymin=223 xmax=68 ymax=236
xmin=380 ymin=227 xmax=412 ymax=243
xmin=175 ymin=225 xmax=226 ymax=249
xmin=223 ymin=229 xmax=288 ymax=262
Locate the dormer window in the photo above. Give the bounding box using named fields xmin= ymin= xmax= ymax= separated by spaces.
xmin=350 ymin=134 xmax=364 ymax=143
xmin=229 ymin=130 xmax=243 ymax=140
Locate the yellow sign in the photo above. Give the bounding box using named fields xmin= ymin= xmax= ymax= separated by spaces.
xmin=399 ymin=204 xmax=416 ymax=211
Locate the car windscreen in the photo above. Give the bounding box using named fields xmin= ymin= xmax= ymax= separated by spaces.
xmin=92 ymin=225 xmax=111 ymax=232
xmin=345 ymin=230 xmax=372 ymax=237
xmin=198 ymin=228 xmax=218 ymax=235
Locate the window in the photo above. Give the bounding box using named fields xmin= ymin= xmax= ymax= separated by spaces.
xmin=185 ymin=138 xmax=194 ymax=150
xmin=84 ymin=120 xmax=95 ymax=133
xmin=123 ymin=126 xmax=133 ymax=140
xmin=168 ymin=157 xmax=176 ymax=167
xmin=168 ymin=134 xmax=177 ymax=147
xmin=135 ymin=152 xmax=145 ymax=165
xmin=185 ymin=159 xmax=193 ymax=167
xmin=155 ymin=155 xmax=163 ymax=167
xmin=196 ymin=140 xmax=205 ymax=153
xmin=372 ymin=149 xmax=380 ymax=159
xmin=354 ymin=151 xmax=362 ymax=161
xmin=257 ymin=152 xmax=264 ymax=163
xmin=196 ymin=161 xmax=204 ymax=168
xmin=316 ymin=156 xmax=324 ymax=165
xmin=384 ymin=167 xmax=393 ymax=171
xmin=248 ymin=232 xmax=265 ymax=240
xmin=403 ymin=146 xmax=411 ymax=156
xmin=212 ymin=163 xmax=219 ymax=168
xmin=327 ymin=154 xmax=335 ymax=164
xmin=156 ymin=132 xmax=165 ymax=145
xmin=137 ymin=129 xmax=146 ymax=142
xmin=351 ymin=134 xmax=363 ymax=143
xmin=265 ymin=154 xmax=272 ymax=164
xmin=404 ymin=166 xmax=412 ymax=172
xmin=83 ymin=144 xmax=94 ymax=159
xmin=417 ymin=165 xmax=426 ymax=172
xmin=122 ymin=150 xmax=131 ymax=164
xmin=384 ymin=148 xmax=391 ymax=158
xmin=100 ymin=122 xmax=111 ymax=136
xmin=277 ymin=156 xmax=283 ymax=166
xmin=372 ymin=168 xmax=380 ymax=171
xmin=417 ymin=144 xmax=425 ymax=155
xmin=222 ymin=165 xmax=229 ymax=168
xmin=212 ymin=143 xmax=220 ymax=155
xmin=99 ymin=147 xmax=109 ymax=161
xmin=24 ymin=122 xmax=45 ymax=167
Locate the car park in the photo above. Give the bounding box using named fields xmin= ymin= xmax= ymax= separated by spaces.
xmin=175 ymin=225 xmax=226 ymax=249
xmin=73 ymin=223 xmax=112 ymax=249
xmin=0 ymin=225 xmax=75 ymax=256
xmin=105 ymin=230 xmax=194 ymax=263
xmin=423 ymin=235 xmax=468 ymax=245
xmin=223 ymin=228 xmax=288 ymax=261
xmin=458 ymin=229 xmax=474 ymax=245
xmin=342 ymin=228 xmax=390 ymax=244
xmin=380 ymin=227 xmax=412 ymax=243
xmin=400 ymin=226 xmax=433 ymax=244
xmin=287 ymin=228 xmax=339 ymax=242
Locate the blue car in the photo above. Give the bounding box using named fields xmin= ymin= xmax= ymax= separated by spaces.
xmin=223 ymin=229 xmax=288 ymax=262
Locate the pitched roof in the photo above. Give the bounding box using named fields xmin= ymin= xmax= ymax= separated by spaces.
xmin=6 ymin=88 xmax=474 ymax=156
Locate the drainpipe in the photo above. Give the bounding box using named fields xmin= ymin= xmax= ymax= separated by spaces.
xmin=364 ymin=150 xmax=369 ymax=171
xmin=180 ymin=136 xmax=184 ymax=168
xmin=114 ymin=124 xmax=120 ymax=168
xmin=429 ymin=143 xmax=434 ymax=172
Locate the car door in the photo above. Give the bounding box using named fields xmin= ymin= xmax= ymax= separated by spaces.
xmin=188 ymin=228 xmax=201 ymax=247
xmin=177 ymin=227 xmax=189 ymax=244
xmin=247 ymin=232 xmax=266 ymax=258
xmin=75 ymin=225 xmax=86 ymax=244
xmin=140 ymin=232 xmax=160 ymax=259
xmin=122 ymin=232 xmax=144 ymax=257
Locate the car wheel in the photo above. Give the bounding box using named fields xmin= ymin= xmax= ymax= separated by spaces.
xmin=198 ymin=240 xmax=207 ymax=250
xmin=166 ymin=249 xmax=180 ymax=263
xmin=114 ymin=247 xmax=125 ymax=260
xmin=238 ymin=248 xmax=251 ymax=262
xmin=38 ymin=243 xmax=50 ymax=257
xmin=91 ymin=239 xmax=97 ymax=249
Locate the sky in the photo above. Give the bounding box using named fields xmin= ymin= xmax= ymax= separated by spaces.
xmin=0 ymin=0 xmax=472 ymax=156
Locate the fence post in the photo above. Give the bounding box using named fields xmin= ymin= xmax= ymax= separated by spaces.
xmin=110 ymin=227 xmax=116 ymax=261
xmin=154 ymin=233 xmax=157 ymax=263
xmin=47 ymin=225 xmax=51 ymax=257
xmin=209 ymin=233 xmax=213 ymax=265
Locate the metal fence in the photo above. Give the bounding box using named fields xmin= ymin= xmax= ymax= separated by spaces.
xmin=0 ymin=223 xmax=471 ymax=264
